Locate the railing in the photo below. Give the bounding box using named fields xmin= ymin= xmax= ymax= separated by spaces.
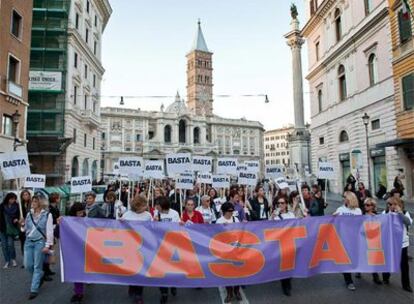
xmin=7 ymin=81 xmax=23 ymax=99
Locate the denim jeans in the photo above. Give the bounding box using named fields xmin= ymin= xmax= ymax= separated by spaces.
xmin=24 ymin=239 xmax=45 ymax=293
xmin=0 ymin=232 xmax=16 ymax=263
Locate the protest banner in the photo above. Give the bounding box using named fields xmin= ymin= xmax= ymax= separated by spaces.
xmin=176 ymin=173 xmax=194 ymax=190
xmin=265 ymin=165 xmax=284 ymax=179
xmin=112 ymin=162 xmax=120 ymax=175
xmin=217 ymin=158 xmax=238 ymax=175
xmin=244 ymin=160 xmax=260 ymax=173
xmin=0 ymin=150 xmax=30 ymax=180
xmin=118 ymin=157 xmax=144 ymax=179
xmin=60 ymin=214 xmax=403 ymax=288
xmin=197 ymin=172 xmax=212 ymax=184
xmin=318 ymin=162 xmax=335 ymax=179
xmin=238 ymin=171 xmax=258 ymax=186
xmin=166 ymin=153 xmax=192 ymax=176
xmin=236 ymin=165 xmax=247 ymax=173
xmin=144 ymin=160 xmax=164 ymax=180
xmin=212 ymin=175 xmax=230 ymax=189
xmin=24 ymin=174 xmax=46 ymax=189
xmin=192 ymin=156 xmax=212 ymax=173
xmin=71 ymin=176 xmax=92 ymax=194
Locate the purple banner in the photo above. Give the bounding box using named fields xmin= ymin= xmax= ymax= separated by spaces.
xmin=60 ymin=214 xmax=403 ymax=287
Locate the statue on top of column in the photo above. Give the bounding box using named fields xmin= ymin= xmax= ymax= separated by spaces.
xmin=290 ymin=3 xmax=298 ymax=19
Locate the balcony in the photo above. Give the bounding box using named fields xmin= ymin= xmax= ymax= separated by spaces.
xmin=80 ymin=110 xmax=100 ymax=128
xmin=7 ymin=81 xmax=23 ymax=99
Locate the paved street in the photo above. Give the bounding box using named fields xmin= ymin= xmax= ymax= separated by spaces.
xmin=1 ymin=199 xmax=413 ymax=304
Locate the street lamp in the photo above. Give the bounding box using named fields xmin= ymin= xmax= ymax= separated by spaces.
xmin=362 ymin=113 xmax=371 ymax=191
xmin=11 ymin=110 xmax=21 ymax=151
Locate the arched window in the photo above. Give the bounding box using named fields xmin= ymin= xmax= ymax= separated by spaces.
xmin=368 ymin=54 xmax=377 ymax=86
xmin=91 ymin=160 xmax=98 ymax=181
xmin=334 ymin=9 xmax=342 ymax=42
xmin=164 ymin=125 xmax=171 ymax=143
xmin=193 ymin=127 xmax=200 ymax=144
xmin=318 ymin=89 xmax=323 ymax=113
xmin=364 ymin=0 xmax=372 ymax=15
xmin=71 ymin=157 xmax=79 ymax=177
xmin=82 ymin=159 xmax=89 ymax=176
xmin=339 ymin=130 xmax=349 ymax=142
xmin=338 ymin=65 xmax=347 ymax=101
xmin=179 ymin=120 xmax=186 ymax=143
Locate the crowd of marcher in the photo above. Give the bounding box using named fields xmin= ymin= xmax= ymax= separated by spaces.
xmin=0 ymin=175 xmax=412 ymax=303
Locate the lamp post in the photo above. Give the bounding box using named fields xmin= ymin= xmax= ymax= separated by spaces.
xmin=362 ymin=113 xmax=371 ymax=191
xmin=11 ymin=110 xmax=21 ymax=151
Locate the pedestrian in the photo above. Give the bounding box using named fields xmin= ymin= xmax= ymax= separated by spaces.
xmin=301 ymin=185 xmax=321 ymax=216
xmin=68 ymin=202 xmax=86 ymax=303
xmin=196 ymin=195 xmax=217 ymax=224
xmin=272 ymin=188 xmax=289 ymax=211
xmin=102 ymin=191 xmax=125 ymax=219
xmin=362 ymin=198 xmax=383 ymax=285
xmin=154 ymin=196 xmax=179 ymax=303
xmin=120 ymin=184 xmax=129 ymax=208
xmin=21 ymin=195 xmax=54 ymax=300
xmin=182 ymin=198 xmax=204 ymax=224
xmin=333 ymin=191 xmax=362 ymax=291
xmin=356 ymin=182 xmax=372 ymax=211
xmin=121 ymin=195 xmax=152 ymax=304
xmin=382 ymin=197 xmax=412 ymax=292
xmin=84 ymin=191 xmax=106 ymax=218
xmin=288 ymin=191 xmax=307 ymax=218
xmin=19 ymin=190 xmax=32 ymax=256
xmin=227 ymin=190 xmax=246 ymax=222
xmin=0 ymin=192 xmax=20 ymax=268
xmin=103 ymin=184 xmax=115 ymax=203
xmin=343 ymin=183 xmax=355 ymax=194
xmin=216 ymin=202 xmax=242 ymax=303
xmin=271 ymin=196 xmax=295 ymax=296
xmin=43 ymin=193 xmax=60 ymax=279
xmin=393 ymin=173 xmax=404 ymax=197
xmin=311 ymin=184 xmax=326 ymax=216
xmin=250 ymin=186 xmax=270 ymax=220
xmin=346 ymin=173 xmax=357 ymax=192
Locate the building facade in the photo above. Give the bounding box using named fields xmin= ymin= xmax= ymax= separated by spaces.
xmin=264 ymin=126 xmax=294 ymax=167
xmin=101 ymin=22 xmax=264 ymax=177
xmin=27 ymin=0 xmax=112 ymax=186
xmin=0 ymin=0 xmax=33 ymax=188
xmin=302 ymin=0 xmax=399 ymax=195
xmin=379 ymin=0 xmax=414 ymax=199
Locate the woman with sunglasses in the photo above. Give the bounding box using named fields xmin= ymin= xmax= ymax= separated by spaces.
xmin=271 ymin=197 xmax=295 ymax=296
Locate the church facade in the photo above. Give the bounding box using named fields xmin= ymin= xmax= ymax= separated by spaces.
xmin=101 ymin=22 xmax=264 ymax=177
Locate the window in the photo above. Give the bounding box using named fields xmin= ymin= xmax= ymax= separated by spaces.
xmin=84 ymin=95 xmax=88 ymax=109
xmin=73 ymin=129 xmax=77 ymax=143
xmin=318 ymin=89 xmax=323 ymax=113
xmin=315 ymin=41 xmax=320 ymax=61
xmin=339 ymin=130 xmax=349 ymax=142
xmin=84 ymin=64 xmax=88 ymax=79
xmin=85 ymin=28 xmax=89 ymax=43
xmin=86 ymin=0 xmax=90 ymax=13
xmin=398 ymin=9 xmax=412 ymax=44
xmin=93 ymin=41 xmax=97 ymax=55
xmin=364 ymin=0 xmax=373 ymax=15
xmin=371 ymin=119 xmax=380 ymax=130
xmin=93 ymin=137 xmax=95 ymax=150
xmin=75 ymin=13 xmax=79 ymax=29
xmin=402 ymin=73 xmax=414 ymax=110
xmin=94 ymin=15 xmax=98 ymax=27
xmin=179 ymin=120 xmax=186 ymax=143
xmin=101 ymin=132 xmax=105 ymax=140
xmin=319 ymin=137 xmax=325 ymax=145
xmin=338 ymin=65 xmax=347 ymax=101
xmin=334 ymin=9 xmax=342 ymax=42
xmin=8 ymin=55 xmax=20 ymax=83
xmin=368 ymin=54 xmax=377 ymax=86
xmin=193 ymin=127 xmax=200 ymax=144
xmin=84 ymin=133 xmax=87 ymax=147
xmin=2 ymin=115 xmax=13 ymax=136
xmin=93 ymin=74 xmax=96 ymax=87
xmin=164 ymin=125 xmax=171 ymax=143
xmin=136 ymin=134 xmax=141 ymax=141
xmin=74 ymin=52 xmax=78 ymax=68
xmin=148 ymin=131 xmax=154 ymax=140
xmin=11 ymin=10 xmax=22 ymax=38
xmin=73 ymin=86 xmax=77 ymax=104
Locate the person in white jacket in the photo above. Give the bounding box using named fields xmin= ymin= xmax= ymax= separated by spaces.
xmin=102 ymin=191 xmax=126 ymax=219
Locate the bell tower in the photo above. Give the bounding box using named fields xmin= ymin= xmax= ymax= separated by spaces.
xmin=186 ymin=20 xmax=213 ymax=116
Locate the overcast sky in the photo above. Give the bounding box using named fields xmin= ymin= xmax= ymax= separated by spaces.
xmin=101 ymin=0 xmax=310 ymax=131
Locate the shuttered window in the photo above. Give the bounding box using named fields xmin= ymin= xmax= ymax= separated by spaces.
xmin=398 ymin=10 xmax=412 ymax=44
xmin=402 ymin=73 xmax=414 ymax=110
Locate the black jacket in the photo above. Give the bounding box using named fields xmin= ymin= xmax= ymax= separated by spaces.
xmin=250 ymin=197 xmax=270 ymax=221
xmin=0 ymin=203 xmax=20 ymax=233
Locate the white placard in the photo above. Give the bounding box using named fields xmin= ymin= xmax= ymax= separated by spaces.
xmin=197 ymin=172 xmax=212 ymax=184
xmin=217 ymin=158 xmax=238 ymax=175
xmin=245 ymin=161 xmax=260 ymax=173
xmin=24 ymin=174 xmax=46 ymax=189
xmin=70 ymin=176 xmax=92 ymax=194
xmin=238 ymin=171 xmax=258 ymax=186
xmin=29 ymin=71 xmax=62 ymax=92
xmin=212 ymin=175 xmax=230 ymax=189
xmin=265 ymin=165 xmax=284 ymax=179
xmin=192 ymin=156 xmax=212 ymax=173
xmin=318 ymin=162 xmax=335 ymax=179
xmin=144 ymin=160 xmax=165 ymax=179
xmin=166 ymin=153 xmax=192 ymax=176
xmin=236 ymin=165 xmax=247 ymax=173
xmin=176 ymin=173 xmax=194 ymax=190
xmin=112 ymin=162 xmax=120 ymax=175
xmin=0 ymin=150 xmax=31 ymax=180
xmin=118 ymin=157 xmax=144 ymax=178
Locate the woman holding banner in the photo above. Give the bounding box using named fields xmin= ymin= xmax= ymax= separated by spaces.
xmin=21 ymin=195 xmax=54 ymax=300
xmin=271 ymin=196 xmax=295 ymax=296
xmin=0 ymin=192 xmax=20 ymax=268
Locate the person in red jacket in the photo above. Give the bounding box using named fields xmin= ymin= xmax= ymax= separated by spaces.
xmin=181 ymin=198 xmax=204 ymax=224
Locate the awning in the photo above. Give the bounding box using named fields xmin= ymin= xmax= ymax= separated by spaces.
xmin=375 ymin=138 xmax=414 ymax=149
xmin=42 ymin=186 xmax=68 ymax=198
